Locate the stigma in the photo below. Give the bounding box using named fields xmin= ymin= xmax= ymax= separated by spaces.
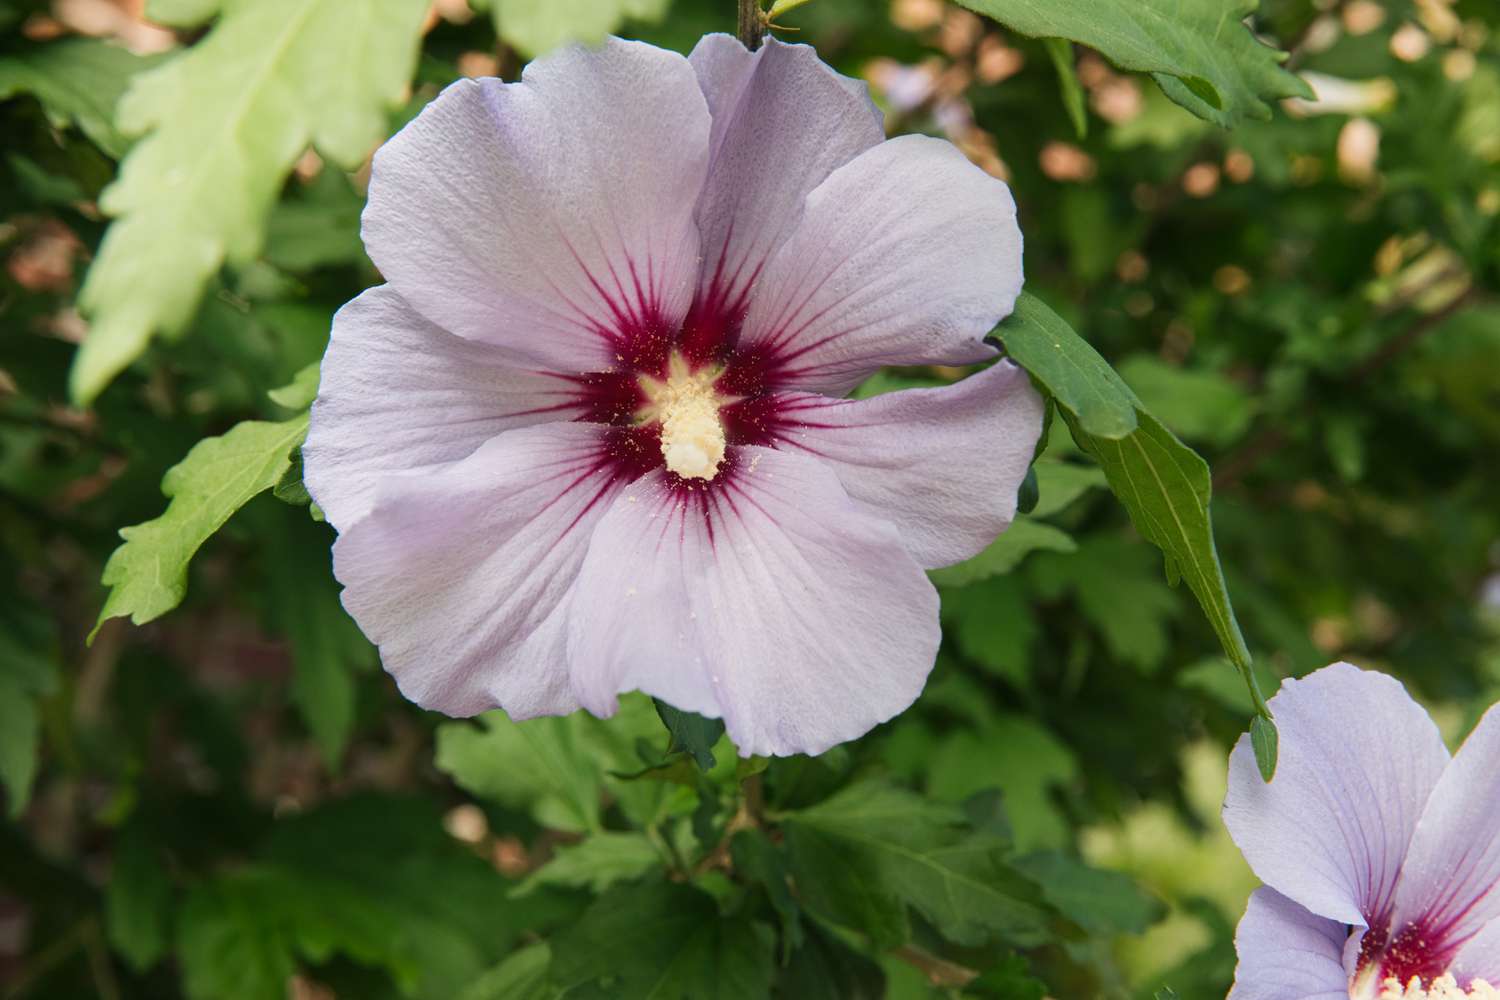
xmin=1378 ymin=975 xmax=1500 ymax=1000
xmin=638 ymin=353 xmax=731 ymax=481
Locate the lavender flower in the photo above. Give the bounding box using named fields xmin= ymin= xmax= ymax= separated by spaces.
xmin=302 ymin=36 xmax=1041 ymax=756
xmin=1223 ymin=662 xmax=1500 ymax=999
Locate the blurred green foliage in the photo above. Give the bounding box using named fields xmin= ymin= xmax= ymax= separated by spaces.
xmin=1 ymin=0 xmax=1497 ymax=997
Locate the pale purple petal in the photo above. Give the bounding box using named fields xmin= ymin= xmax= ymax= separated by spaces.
xmin=688 ymin=35 xmax=883 ymax=312
xmin=1388 ymin=701 xmax=1500 ymax=953
xmin=737 ymin=134 xmax=1023 ymax=395
xmin=1223 ymin=662 xmax=1449 ymax=927
xmin=1451 ymin=918 xmax=1500 ymax=984
xmin=1229 ymin=888 xmax=1352 ymax=1000
xmin=565 ymin=446 xmax=940 ymax=757
xmin=332 ymin=424 xmax=631 ymax=719
xmin=362 ymin=39 xmax=710 ymax=372
xmin=305 ymin=285 xmax=582 ymax=529
xmin=762 ymin=362 xmax=1044 ymax=567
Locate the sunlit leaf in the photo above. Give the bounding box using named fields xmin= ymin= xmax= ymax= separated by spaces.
xmin=71 ymin=0 xmax=427 ymax=403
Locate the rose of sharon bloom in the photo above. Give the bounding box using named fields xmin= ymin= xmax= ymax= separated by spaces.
xmin=1222 ymin=662 xmax=1500 ymax=999
xmin=302 ymin=36 xmax=1042 ymax=756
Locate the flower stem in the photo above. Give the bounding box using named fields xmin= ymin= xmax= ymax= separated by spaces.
xmin=737 ymin=0 xmax=765 ymax=50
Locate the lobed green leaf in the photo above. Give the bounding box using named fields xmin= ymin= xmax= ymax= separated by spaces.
xmin=952 ymin=0 xmax=1312 ymax=127
xmin=70 ymin=0 xmax=427 ymax=403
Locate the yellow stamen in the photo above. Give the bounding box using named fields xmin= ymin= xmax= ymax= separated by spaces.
xmin=637 ymin=353 xmax=732 ymax=481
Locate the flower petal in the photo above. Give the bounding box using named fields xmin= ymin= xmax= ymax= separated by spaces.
xmin=1388 ymin=701 xmax=1500 ymax=952
xmin=566 ymin=446 xmax=940 ymax=756
xmin=760 ymin=362 xmax=1044 ymax=567
xmin=1229 ymin=888 xmax=1353 ymax=1000
xmin=332 ymin=423 xmax=630 ymax=719
xmin=305 ymin=285 xmax=582 ymax=529
xmin=688 ymin=35 xmax=883 ymax=314
xmin=1452 ymin=918 xmax=1500 ymax=984
xmin=1222 ymin=662 xmax=1449 ymax=927
xmin=738 ymin=134 xmax=1022 ymax=394
xmin=362 ymin=39 xmax=710 ymax=372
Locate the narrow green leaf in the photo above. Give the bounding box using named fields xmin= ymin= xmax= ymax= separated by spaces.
xmin=92 ymin=413 xmax=309 ymax=639
xmin=1250 ymin=714 xmax=1279 ymax=782
xmin=951 ymin=0 xmax=1313 ymax=127
xmin=105 ymin=825 xmax=174 ymax=971
xmin=1002 ymin=294 xmax=1269 ymax=721
xmin=994 ymin=294 xmax=1138 ymax=440
xmin=0 ymin=600 xmax=60 ymax=818
xmin=1065 ymin=408 xmax=1266 ymax=712
xmin=263 ymin=511 xmax=371 ymax=766
xmin=653 ymin=699 xmax=724 ymax=771
xmin=0 ymin=674 xmax=42 ymax=819
xmin=70 ymin=0 xmax=428 ymax=403
xmin=1042 ymin=38 xmax=1087 ymax=138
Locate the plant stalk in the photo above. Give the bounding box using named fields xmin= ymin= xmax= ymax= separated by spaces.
xmin=737 ymin=0 xmax=765 ymax=50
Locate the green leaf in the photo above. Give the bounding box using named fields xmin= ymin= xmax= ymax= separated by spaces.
xmin=1027 ymin=459 xmax=1107 ymax=519
xmin=925 ymin=717 xmax=1078 ymax=852
xmin=729 ymin=829 xmax=803 ymax=960
xmin=267 ymin=361 xmax=320 ymax=410
xmin=1064 ymin=409 xmax=1267 ymax=710
xmin=653 ymin=699 xmax=725 ymax=771
xmin=1013 ymin=851 xmax=1165 ymax=935
xmin=779 ymin=918 xmax=886 ymax=1000
xmin=1250 ymin=714 xmax=1278 ymax=782
xmin=456 ymin=944 xmax=557 ymax=1000
xmin=942 ymin=577 xmax=1037 ymax=686
xmin=994 ymin=294 xmax=1138 ymax=440
xmin=437 ymin=713 xmax=604 ymax=835
xmin=1004 ymin=293 xmax=1272 ymax=720
xmin=0 ymin=674 xmax=43 ymax=819
xmin=1043 ymin=39 xmax=1087 ymax=138
xmin=782 ymin=781 xmax=1052 ymax=949
xmin=92 ymin=413 xmax=309 ymax=639
xmin=966 ymin=954 xmax=1047 ymax=1000
xmin=1117 ymin=354 xmax=1254 ymax=447
xmin=1029 ymin=538 xmax=1181 ymax=673
xmin=929 ymin=519 xmax=1076 ymax=586
xmin=475 ymin=0 xmax=672 ymax=58
xmin=263 ymin=510 xmax=372 ymax=766
xmin=435 ymin=696 xmax=670 ymax=833
xmin=70 ymin=0 xmax=428 ymax=403
xmin=105 ymin=824 xmax=174 ymax=971
xmin=264 ymin=169 xmax=368 ymax=271
xmin=0 ymin=599 xmax=59 ymax=818
xmin=951 ymin=0 xmax=1312 ymax=127
xmin=512 ymin=832 xmax=660 ymax=897
xmin=0 ymin=39 xmax=157 ymax=157
xmin=175 ymin=794 xmax=575 ymax=1000
xmin=548 ymin=881 xmax=775 ymax=1000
